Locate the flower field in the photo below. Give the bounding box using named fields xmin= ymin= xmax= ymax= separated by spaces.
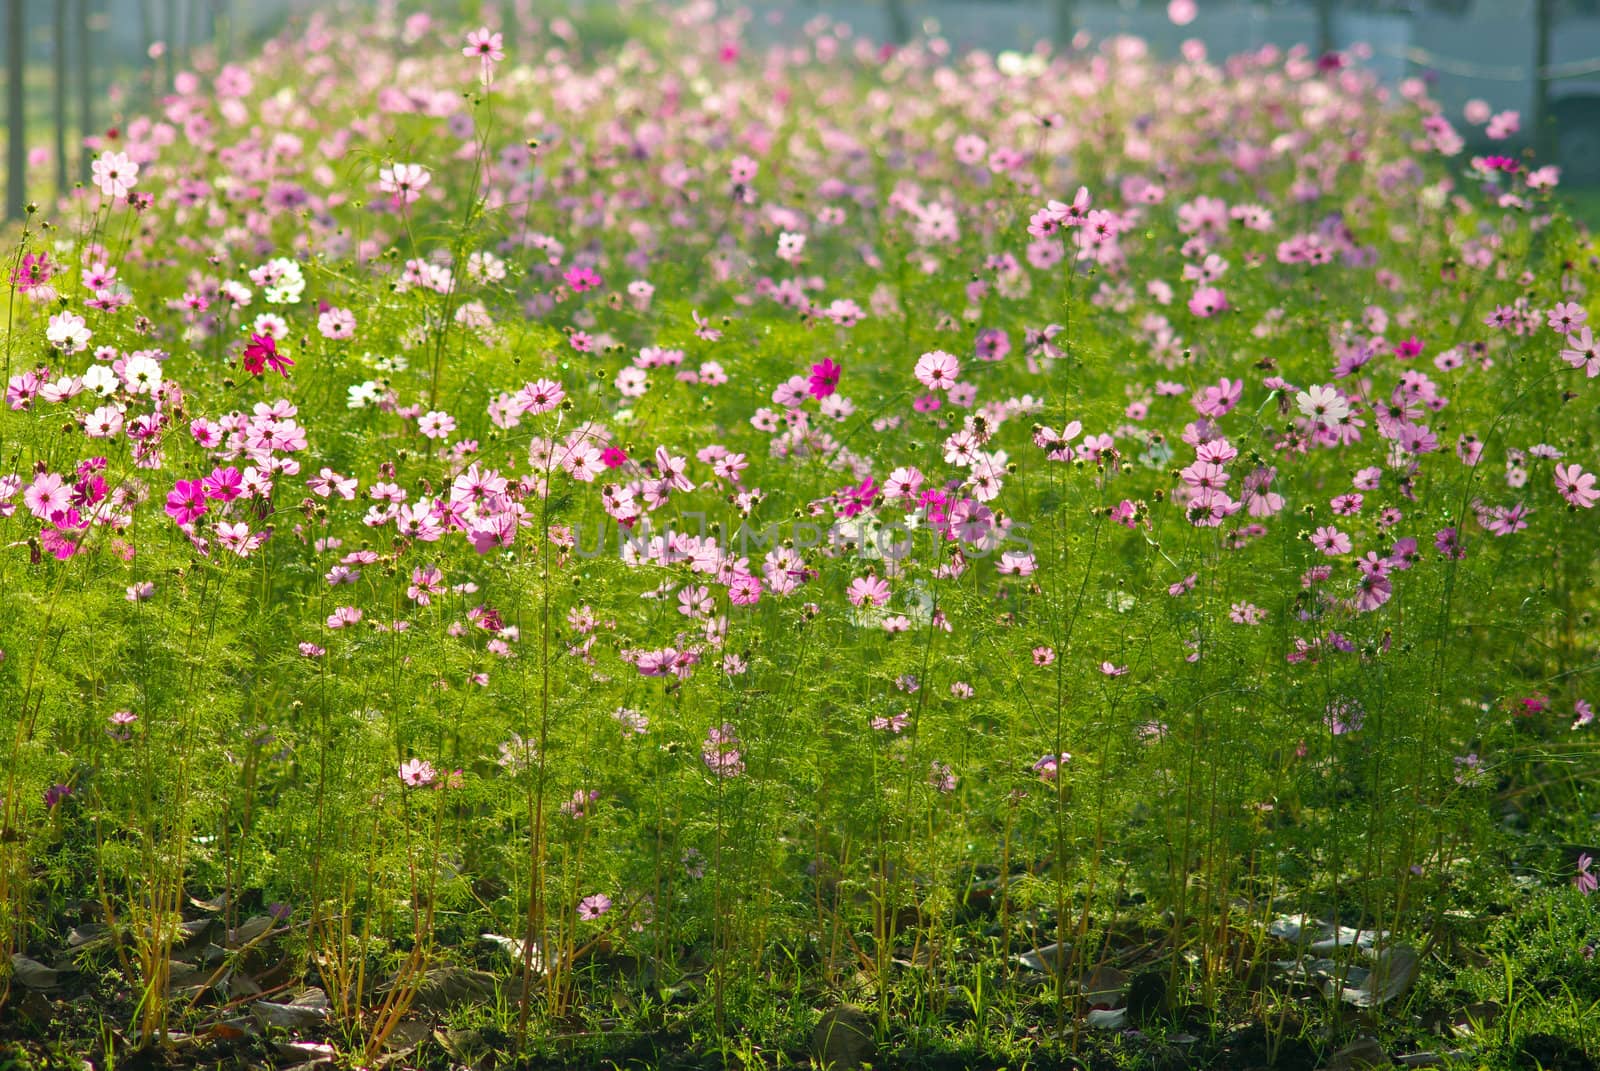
xmin=2 ymin=3 xmax=1598 ymax=1068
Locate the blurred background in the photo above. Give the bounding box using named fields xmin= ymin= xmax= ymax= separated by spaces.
xmin=4 ymin=0 xmax=1599 ymax=219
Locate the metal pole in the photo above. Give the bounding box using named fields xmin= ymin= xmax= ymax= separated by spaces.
xmin=138 ymin=0 xmax=155 ymax=115
xmin=163 ymin=0 xmax=175 ymax=95
xmin=1053 ymin=0 xmax=1075 ymax=48
xmin=1535 ymin=0 xmax=1555 ymax=161
xmin=1315 ymin=0 xmax=1335 ymax=57
xmin=55 ymin=0 xmax=68 ymax=194
xmin=213 ymin=0 xmax=230 ymax=64
xmin=6 ymin=0 xmax=24 ymax=219
xmin=77 ymin=0 xmax=93 ymax=184
xmin=886 ymin=0 xmax=910 ymax=45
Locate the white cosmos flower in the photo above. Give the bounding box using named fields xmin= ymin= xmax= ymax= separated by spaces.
xmin=1295 ymin=383 xmax=1350 ymax=425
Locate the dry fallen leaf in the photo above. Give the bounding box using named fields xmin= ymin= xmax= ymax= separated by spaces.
xmin=1014 ymin=942 xmax=1072 ymax=975
xmin=1078 ymin=964 xmax=1129 ymax=1006
xmin=253 ymin=987 xmax=331 ymax=1029
xmin=1337 ymin=944 xmax=1420 ymax=1007
xmin=9 ymin=954 xmax=63 ymax=990
xmin=481 ymin=932 xmax=543 ymax=972
xmin=1326 ymin=1036 xmax=1387 ymax=1071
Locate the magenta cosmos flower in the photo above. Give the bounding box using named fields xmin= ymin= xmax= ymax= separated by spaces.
xmin=808 ymin=358 xmax=841 ymax=399
xmin=563 ymin=266 xmax=602 ymax=292
xmin=165 ymin=479 xmax=208 ymax=525
xmin=242 ymin=333 xmax=293 ymax=377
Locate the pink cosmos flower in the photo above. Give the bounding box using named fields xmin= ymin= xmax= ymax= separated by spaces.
xmin=1548 ymin=302 xmax=1587 ymax=335
xmin=322 ymin=607 xmax=362 ymax=630
xmin=518 ymin=378 xmax=565 ymax=415
xmin=998 ymin=551 xmax=1037 ymax=575
xmin=91 ymin=150 xmax=139 ymax=198
xmin=399 ymin=758 xmax=437 ymax=788
xmin=1487 ymin=110 xmax=1520 ymax=140
xmin=1560 ymin=327 xmax=1600 ymax=377
xmin=1324 ymin=699 xmax=1365 ymax=736
xmin=1310 ymin=526 xmax=1351 ymax=556
xmin=1033 ymin=753 xmax=1069 ymax=781
xmin=418 ymin=410 xmax=456 ymax=440
xmin=562 ymin=789 xmax=600 ymax=818
xmin=24 ymin=473 xmax=71 ymax=520
xmin=728 ymin=572 xmax=762 ymax=605
xmin=847 ymin=575 xmax=891 ymax=608
xmin=464 ymin=27 xmax=505 ymax=83
xmin=307 ymin=468 xmax=358 ymax=500
xmin=1577 ymin=854 xmax=1597 ymax=896
xmin=103 ymin=710 xmax=138 ymax=742
xmin=1354 ymin=572 xmax=1393 ymax=613
xmin=1554 ymin=463 xmax=1598 ymax=509
xmin=1192 ymin=377 xmax=1243 ymax=418
xmin=1483 ymin=502 xmax=1531 ymax=536
xmin=1188 ymin=286 xmax=1228 ymax=318
xmin=216 ymin=522 xmax=262 ymax=557
xmin=1435 ymin=527 xmax=1465 ymax=559
xmin=654 ymin=446 xmax=694 ymax=492
xmin=317 ymin=307 xmax=356 ymax=339
xmin=378 ymin=163 xmax=430 ymax=204
xmin=1180 ymin=461 xmax=1229 ymax=491
xmin=702 ymin=723 xmax=745 ymax=778
xmin=1230 ymin=602 xmax=1266 ymax=625
xmin=577 ymin=893 xmax=613 ymax=920
xmin=913 ymin=350 xmax=960 ymax=392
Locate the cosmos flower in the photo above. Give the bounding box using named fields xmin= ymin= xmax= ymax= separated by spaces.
xmin=378 ymin=163 xmax=431 ymax=204
xmin=91 ymin=150 xmax=139 ymax=197
xmin=808 ymin=358 xmax=841 ymax=399
xmin=399 ymin=758 xmax=438 ymax=788
xmin=1554 ymin=463 xmax=1598 ymax=509
xmin=242 ymin=333 xmax=293 ymax=377
xmin=577 ymin=893 xmax=613 ymax=920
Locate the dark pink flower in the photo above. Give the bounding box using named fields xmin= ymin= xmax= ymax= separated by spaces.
xmin=165 ymin=479 xmax=208 ymax=525
xmin=808 ymin=358 xmax=841 ymax=399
